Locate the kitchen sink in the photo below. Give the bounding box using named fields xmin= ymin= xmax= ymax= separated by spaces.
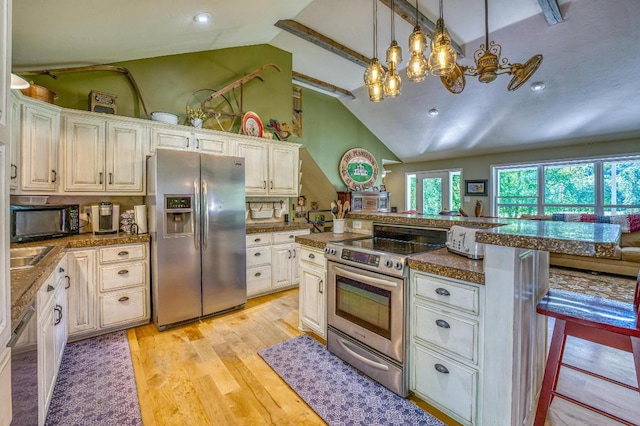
xmin=9 ymin=245 xmax=54 ymax=270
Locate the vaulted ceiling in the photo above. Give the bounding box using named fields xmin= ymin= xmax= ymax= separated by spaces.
xmin=12 ymin=0 xmax=640 ymax=163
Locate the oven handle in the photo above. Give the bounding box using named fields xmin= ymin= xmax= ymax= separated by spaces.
xmin=333 ymin=266 xmax=398 ymax=288
xmin=335 ymin=337 xmax=390 ymax=371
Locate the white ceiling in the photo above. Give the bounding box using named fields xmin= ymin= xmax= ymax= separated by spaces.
xmin=12 ymin=0 xmax=640 ymax=163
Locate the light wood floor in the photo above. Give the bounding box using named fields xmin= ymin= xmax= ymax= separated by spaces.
xmin=127 ymin=289 xmax=639 ymax=426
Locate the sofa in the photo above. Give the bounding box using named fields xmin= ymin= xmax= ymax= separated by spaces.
xmin=522 ymin=213 xmax=640 ymax=277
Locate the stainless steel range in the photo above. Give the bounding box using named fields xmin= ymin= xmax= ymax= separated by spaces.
xmin=324 ymin=224 xmax=447 ymax=397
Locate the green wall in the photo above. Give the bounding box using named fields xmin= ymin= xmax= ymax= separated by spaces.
xmin=384 ymin=138 xmax=640 ymax=215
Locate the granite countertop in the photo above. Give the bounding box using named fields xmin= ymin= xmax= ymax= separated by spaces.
xmin=295 ymin=231 xmax=370 ymax=250
xmin=408 ymin=249 xmax=485 ymax=285
xmin=246 ymin=222 xmax=314 ymax=234
xmin=10 ymin=233 xmax=150 ymax=331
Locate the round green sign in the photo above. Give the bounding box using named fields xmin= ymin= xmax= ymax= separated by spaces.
xmin=339 ymin=148 xmax=379 ymax=190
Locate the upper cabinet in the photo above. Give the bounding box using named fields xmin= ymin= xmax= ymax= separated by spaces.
xmin=62 ymin=111 xmax=145 ymax=194
xmin=20 ymin=98 xmax=60 ymax=191
xmin=9 ymin=92 xmax=19 ymax=190
xmin=150 ymin=125 xmax=229 ymax=156
xmin=0 ymin=0 xmax=8 ymax=133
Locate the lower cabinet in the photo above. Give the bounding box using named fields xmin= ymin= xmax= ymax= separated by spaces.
xmin=0 ymin=348 xmax=10 ymax=426
xmin=409 ymin=271 xmax=484 ymax=426
xmin=298 ymin=246 xmax=327 ymax=339
xmin=67 ymin=242 xmax=150 ymax=340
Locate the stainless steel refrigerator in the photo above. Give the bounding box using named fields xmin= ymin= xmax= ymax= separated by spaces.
xmin=147 ymin=149 xmax=246 ymax=330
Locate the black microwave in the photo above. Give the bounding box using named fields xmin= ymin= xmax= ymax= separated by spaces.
xmin=10 ymin=204 xmax=80 ymax=243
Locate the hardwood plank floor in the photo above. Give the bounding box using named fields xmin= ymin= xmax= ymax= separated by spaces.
xmin=127 ymin=289 xmax=639 ymax=426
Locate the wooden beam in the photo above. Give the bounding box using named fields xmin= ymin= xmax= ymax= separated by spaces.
xmin=379 ymin=0 xmax=464 ymax=57
xmin=292 ymin=71 xmax=355 ymax=99
xmin=537 ymin=0 xmax=563 ymax=25
xmin=275 ymin=20 xmax=371 ymax=68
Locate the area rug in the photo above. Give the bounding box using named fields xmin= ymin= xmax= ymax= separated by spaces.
xmin=45 ymin=330 xmax=142 ymax=426
xmin=549 ymin=267 xmax=637 ymax=303
xmin=259 ymin=334 xmax=445 ymax=426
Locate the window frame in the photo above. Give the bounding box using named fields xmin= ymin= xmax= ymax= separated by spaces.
xmin=406 ymin=169 xmax=461 ymax=213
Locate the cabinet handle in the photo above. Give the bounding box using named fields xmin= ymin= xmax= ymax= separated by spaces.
xmin=99 ymin=172 xmax=103 ymax=184
xmin=54 ymin=305 xmax=62 ymax=325
xmin=319 ymin=280 xmax=323 ymax=294
xmin=435 ymin=319 xmax=450 ymax=329
xmin=289 ymin=235 xmax=294 ymax=239
xmin=118 ymin=296 xmax=129 ymax=302
xmin=308 ymin=253 xmax=315 ymax=259
xmin=270 ymin=180 xmax=274 ymax=190
xmin=51 ymin=169 xmax=57 ymax=183
xmin=196 ymin=138 xmax=200 ymax=150
xmin=186 ymin=138 xmax=190 ymax=148
xmin=47 ymin=284 xmax=55 ymax=292
xmin=288 ymin=249 xmax=292 ymax=259
xmin=59 ymin=267 xmax=65 ymax=273
xmin=65 ymin=276 xmax=70 ymax=289
xmin=254 ymin=238 xmax=261 ymax=243
xmin=435 ymin=287 xmax=451 ymax=296
xmin=118 ymin=251 xmax=129 ymax=256
xmin=109 ymin=172 xmax=113 ymax=185
xmin=254 ymin=252 xmax=261 ymax=257
xmin=10 ymin=164 xmax=17 ymax=179
xmin=292 ymin=249 xmax=296 ymax=258
xmin=263 ymin=180 xmax=266 ymax=189
xmin=254 ymin=272 xmax=262 ymax=277
xmin=118 ymin=269 xmax=129 ymax=275
xmin=434 ymin=364 xmax=450 ymax=374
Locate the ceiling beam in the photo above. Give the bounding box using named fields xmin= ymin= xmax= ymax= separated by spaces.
xmin=292 ymin=71 xmax=355 ymax=99
xmin=537 ymin=0 xmax=563 ymax=25
xmin=379 ymin=0 xmax=464 ymax=57
xmin=275 ymin=20 xmax=371 ymax=68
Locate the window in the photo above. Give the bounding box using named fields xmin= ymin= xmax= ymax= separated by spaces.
xmin=406 ymin=170 xmax=461 ymax=214
xmin=493 ymin=156 xmax=640 ymax=217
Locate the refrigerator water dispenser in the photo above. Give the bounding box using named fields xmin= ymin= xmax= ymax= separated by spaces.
xmin=165 ymin=196 xmax=193 ymax=236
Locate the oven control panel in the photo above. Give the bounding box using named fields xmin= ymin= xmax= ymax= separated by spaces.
xmin=325 ymin=243 xmax=408 ymax=276
xmin=340 ymin=249 xmax=380 ymax=267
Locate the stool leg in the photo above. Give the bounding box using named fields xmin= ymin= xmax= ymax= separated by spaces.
xmin=632 ymin=336 xmax=640 ymax=393
xmin=535 ymin=319 xmax=568 ymax=426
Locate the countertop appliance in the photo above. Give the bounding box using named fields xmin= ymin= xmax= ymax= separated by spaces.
xmin=10 ymin=204 xmax=80 ymax=243
xmin=324 ymin=224 xmax=447 ymax=397
xmin=446 ymin=224 xmax=486 ymax=259
xmin=91 ymin=202 xmax=119 ymax=235
xmin=147 ymin=149 xmax=247 ymax=330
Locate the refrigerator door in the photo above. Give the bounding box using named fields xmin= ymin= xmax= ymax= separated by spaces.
xmin=154 ymin=150 xmax=203 ymax=328
xmin=200 ymin=154 xmax=247 ymax=315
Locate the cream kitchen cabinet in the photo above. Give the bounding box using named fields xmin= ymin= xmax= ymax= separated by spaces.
xmin=246 ymin=233 xmax=273 ymax=298
xmin=149 ymin=125 xmax=229 ymax=156
xmin=0 ymin=0 xmax=8 ymax=131
xmin=67 ymin=249 xmax=97 ymax=336
xmin=298 ymin=246 xmax=327 ymax=339
xmin=409 ymin=271 xmax=485 ymax=426
xmin=271 ymin=230 xmax=308 ymax=290
xmin=62 ymin=111 xmax=145 ymax=194
xmin=19 ymin=97 xmax=60 ymax=192
xmin=234 ymin=139 xmax=299 ymax=197
xmin=9 ymin=92 xmax=20 ymax=190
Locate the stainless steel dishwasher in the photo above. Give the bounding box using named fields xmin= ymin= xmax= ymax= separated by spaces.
xmin=7 ymin=302 xmax=38 ymax=426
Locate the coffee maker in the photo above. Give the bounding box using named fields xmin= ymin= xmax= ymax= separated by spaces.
xmin=91 ymin=202 xmax=120 ymax=234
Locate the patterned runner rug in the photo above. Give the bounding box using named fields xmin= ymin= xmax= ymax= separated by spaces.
xmin=45 ymin=331 xmax=142 ymax=426
xmin=259 ymin=334 xmax=445 ymax=426
xmin=549 ymin=267 xmax=637 ymax=303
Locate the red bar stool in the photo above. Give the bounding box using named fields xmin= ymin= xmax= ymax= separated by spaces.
xmin=534 ymin=273 xmax=640 ymax=426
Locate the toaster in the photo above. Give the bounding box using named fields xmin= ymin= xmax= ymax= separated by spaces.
xmin=446 ymin=225 xmax=486 ymax=259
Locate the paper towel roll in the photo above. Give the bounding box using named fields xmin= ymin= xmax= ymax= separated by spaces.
xmin=134 ymin=205 xmax=148 ymax=234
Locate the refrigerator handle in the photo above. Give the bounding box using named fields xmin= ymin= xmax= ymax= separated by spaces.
xmin=202 ymin=178 xmax=209 ymax=251
xmin=193 ymin=179 xmax=200 ymax=251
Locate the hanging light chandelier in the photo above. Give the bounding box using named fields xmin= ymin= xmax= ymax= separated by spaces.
xmin=383 ymin=0 xmax=402 ymax=97
xmin=363 ymin=0 xmax=385 ymax=102
xmin=406 ymin=0 xmax=428 ymax=83
xmin=428 ymin=0 xmax=456 ymax=76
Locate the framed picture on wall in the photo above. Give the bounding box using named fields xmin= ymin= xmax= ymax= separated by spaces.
xmin=465 ymin=179 xmax=488 ymax=196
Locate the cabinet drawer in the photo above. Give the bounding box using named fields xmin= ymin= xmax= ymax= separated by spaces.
xmin=272 ymin=229 xmax=309 ymax=245
xmin=247 ymin=246 xmax=272 ymax=267
xmin=414 ymin=274 xmax=479 ymax=315
xmin=411 ymin=344 xmax=477 ymax=424
xmin=247 ymin=265 xmax=272 ymax=297
xmin=246 ymin=233 xmax=272 ymax=247
xmin=99 ymin=244 xmax=145 ymax=264
xmin=413 ymin=302 xmax=479 ymax=363
xmin=100 ymin=262 xmax=146 ymax=292
xmin=299 ymin=247 xmax=325 ymax=269
xmin=100 ymin=287 xmax=147 ymax=327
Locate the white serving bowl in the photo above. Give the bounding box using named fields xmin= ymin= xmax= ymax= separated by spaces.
xmin=150 ymin=111 xmax=179 ymax=125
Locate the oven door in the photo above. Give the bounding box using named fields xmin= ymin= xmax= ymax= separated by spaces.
xmin=327 ymin=261 xmax=405 ymax=362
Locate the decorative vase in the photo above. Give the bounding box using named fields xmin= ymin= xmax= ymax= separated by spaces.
xmin=190 ymin=118 xmax=203 ymax=128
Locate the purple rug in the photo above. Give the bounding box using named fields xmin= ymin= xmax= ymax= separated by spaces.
xmin=259 ymin=334 xmax=445 ymax=426
xmin=45 ymin=331 xmax=142 ymax=426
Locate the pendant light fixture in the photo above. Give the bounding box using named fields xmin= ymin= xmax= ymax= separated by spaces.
xmin=406 ymin=0 xmax=428 ymax=83
xmin=384 ymin=0 xmax=402 ymax=97
xmin=428 ymin=0 xmax=456 ymax=76
xmin=364 ymin=0 xmax=385 ymax=102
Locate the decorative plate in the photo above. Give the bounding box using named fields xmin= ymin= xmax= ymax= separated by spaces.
xmin=339 ymin=148 xmax=379 ymax=189
xmin=242 ymin=111 xmax=263 ymax=137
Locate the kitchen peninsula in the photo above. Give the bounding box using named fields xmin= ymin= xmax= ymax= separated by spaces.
xmin=297 ymin=212 xmax=620 ymax=426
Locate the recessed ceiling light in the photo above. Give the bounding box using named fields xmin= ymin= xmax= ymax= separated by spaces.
xmin=428 ymin=108 xmax=439 ymax=117
xmin=530 ymin=81 xmax=546 ymax=92
xmin=193 ymin=12 xmax=211 ymax=24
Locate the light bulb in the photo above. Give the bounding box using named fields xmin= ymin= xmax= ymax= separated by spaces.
xmin=364 ymin=58 xmax=385 ymax=87
xmin=368 ymin=81 xmax=385 ymax=102
xmin=384 ymin=62 xmax=402 ymax=97
xmin=428 ymin=20 xmax=457 ymax=76
xmin=406 ymin=51 xmax=429 ymax=82
xmin=408 ymin=26 xmax=427 ymax=54
xmin=386 ymin=40 xmax=403 ymax=66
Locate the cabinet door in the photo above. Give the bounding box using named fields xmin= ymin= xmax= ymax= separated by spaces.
xmin=268 ymin=144 xmax=298 ymax=196
xmin=247 ymin=265 xmax=272 ymax=297
xmin=193 ymin=131 xmax=228 ymax=155
xmin=0 ymin=0 xmax=7 ymax=131
xmin=62 ymin=114 xmax=106 ymax=191
xmin=235 ymin=140 xmax=268 ymax=195
xmin=20 ymin=103 xmax=60 ymax=191
xmin=271 ymin=244 xmax=293 ymax=289
xmin=54 ymin=283 xmax=68 ymax=370
xmin=38 ymin=301 xmax=56 ymax=426
xmin=151 ymin=127 xmax=192 ymax=151
xmin=299 ymin=265 xmax=326 ymax=337
xmin=67 ymin=249 xmax=98 ymax=336
xmin=291 ymin=245 xmax=301 ymax=284
xmin=9 ymin=94 xmax=20 ymax=189
xmin=106 ymin=121 xmax=144 ymax=192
